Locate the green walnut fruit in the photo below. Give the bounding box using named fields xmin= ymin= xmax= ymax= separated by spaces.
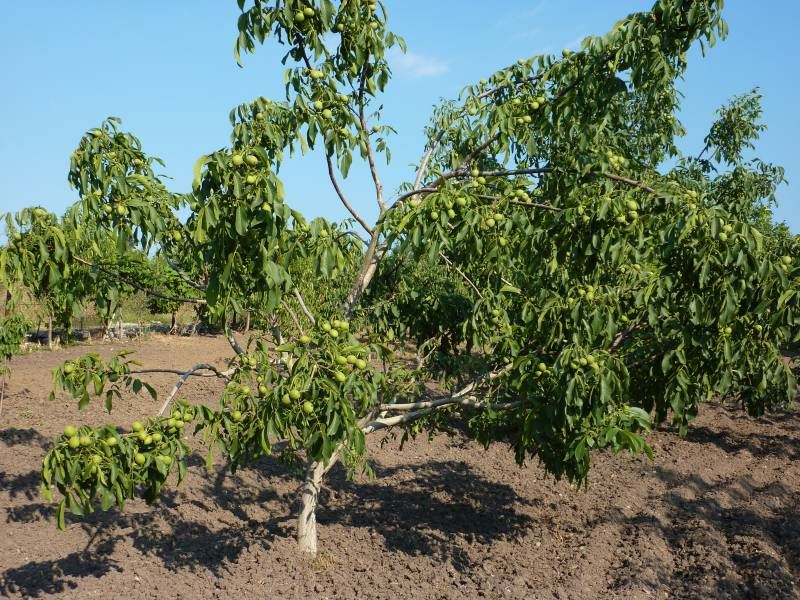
xmin=303 ymin=7 xmax=315 ymax=16
xmin=245 ymin=154 xmax=259 ymax=166
xmin=322 ymin=109 xmax=333 ymax=119
xmin=302 ymin=401 xmax=315 ymax=415
xmin=255 ymin=112 xmax=264 ymax=120
xmin=355 ymin=359 xmax=367 ymax=370
xmin=294 ymin=11 xmax=306 ymax=22
xmin=447 ymin=208 xmax=456 ymax=219
xmin=63 ymin=363 xmax=75 ymax=375
xmin=319 ymin=229 xmax=329 ymax=238
xmin=299 ymin=335 xmax=312 ymax=344
xmin=431 ymin=211 xmax=440 ymax=220
xmin=68 ymin=436 xmax=81 ymax=449
xmin=102 ymin=204 xmax=113 ymax=214
xmin=346 ymin=354 xmax=358 ymax=364
xmin=334 ymin=371 xmax=347 ymax=383
xmin=115 ymin=204 xmax=127 ymax=216
xmin=105 ymin=436 xmax=118 ymax=447
xmin=246 ymin=175 xmax=257 ymax=184
xmin=171 ymin=231 xmax=182 ymax=243
xmin=781 ymin=256 xmax=792 ymax=265
xmin=232 ymin=410 xmax=242 ymax=421
xmin=455 ymin=197 xmax=467 ymax=207
xmin=314 ymin=100 xmax=324 ymax=110
xmin=471 ymin=167 xmax=480 ymax=178
xmin=132 ymin=421 xmax=144 ymax=433
xmin=80 ymin=435 xmax=92 ymax=447
xmin=718 ymin=232 xmax=728 ymax=242
xmin=289 ymin=389 xmax=302 ymax=400
xmin=134 ymin=453 xmax=146 ymax=466
xmin=476 ymin=176 xmax=487 ymax=185
xmin=329 ymin=329 xmax=339 ymax=338
xmin=151 ymin=432 xmax=162 ymax=443
xmin=486 ymin=217 xmax=496 ymax=228
xmin=336 ymin=355 xmax=348 ymax=365
xmin=259 ymin=385 xmax=269 ymax=396
xmin=322 ymin=322 xmax=332 ymax=332
xmin=232 ymin=154 xmax=244 ymax=166
xmin=723 ymin=326 xmax=732 ymax=335
xmin=143 ymin=435 xmax=153 ymax=445
xmin=238 ymin=385 xmax=251 ymax=396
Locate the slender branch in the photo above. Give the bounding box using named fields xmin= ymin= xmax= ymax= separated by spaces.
xmin=293 ymin=288 xmax=316 ymax=325
xmin=74 ymin=256 xmax=206 ymax=305
xmin=610 ymin=323 xmax=638 ymax=353
xmin=439 ymin=252 xmax=484 ymax=299
xmin=603 ymin=172 xmax=656 ymax=194
xmin=364 ymin=397 xmax=522 ymax=434
xmin=414 ymin=130 xmax=446 ymax=190
xmin=131 ymin=366 xmax=232 ymax=378
xmin=282 ymin=300 xmax=304 ymax=333
xmin=225 ymin=324 xmax=245 ymax=356
xmin=356 ymin=51 xmax=386 ymax=215
xmin=325 ymin=154 xmax=373 ymax=235
xmin=166 ymin=258 xmax=207 ymax=292
xmin=157 ymin=364 xmax=230 ymax=416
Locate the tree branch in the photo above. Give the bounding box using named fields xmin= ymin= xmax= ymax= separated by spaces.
xmin=325 ymin=154 xmax=373 ymax=235
xmin=439 ymin=251 xmax=484 ymax=299
xmin=74 ymin=255 xmax=206 ymax=305
xmin=157 ymin=364 xmax=232 ymax=416
xmin=166 ymin=258 xmax=207 ymax=292
xmin=293 ymin=288 xmax=316 ymax=325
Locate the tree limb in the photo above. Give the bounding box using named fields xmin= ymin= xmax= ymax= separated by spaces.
xmin=325 ymin=154 xmax=373 ymax=235
xmin=74 ymin=255 xmax=206 ymax=305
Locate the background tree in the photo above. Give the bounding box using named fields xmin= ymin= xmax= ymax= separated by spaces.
xmin=9 ymin=0 xmax=796 ymax=557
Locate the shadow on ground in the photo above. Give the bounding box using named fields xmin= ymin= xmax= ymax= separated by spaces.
xmin=1 ymin=456 xmax=532 ymax=596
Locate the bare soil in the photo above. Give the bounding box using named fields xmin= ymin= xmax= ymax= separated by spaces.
xmin=0 ymin=334 xmax=798 ymax=599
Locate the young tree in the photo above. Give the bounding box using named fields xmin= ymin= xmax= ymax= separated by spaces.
xmin=17 ymin=0 xmax=798 ymax=556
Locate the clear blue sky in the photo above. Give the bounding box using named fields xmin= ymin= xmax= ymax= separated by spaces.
xmin=1 ymin=1 xmax=797 ymax=232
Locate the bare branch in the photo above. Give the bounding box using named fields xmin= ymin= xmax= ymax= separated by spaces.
xmin=439 ymin=251 xmax=484 ymax=299
xmin=225 ymin=324 xmax=245 ymax=356
xmin=74 ymin=255 xmax=206 ymax=305
xmin=293 ymin=288 xmax=316 ymax=325
xmin=325 ymin=154 xmax=373 ymax=235
xmin=157 ymin=364 xmax=231 ymax=416
xmin=603 ymin=172 xmax=656 ymax=194
xmin=413 ymin=130 xmax=445 ymax=190
xmin=364 ymin=397 xmax=522 ymax=434
xmin=166 ymin=258 xmax=207 ymax=292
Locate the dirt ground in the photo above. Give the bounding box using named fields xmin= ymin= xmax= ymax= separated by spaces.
xmin=0 ymin=334 xmax=797 ymax=599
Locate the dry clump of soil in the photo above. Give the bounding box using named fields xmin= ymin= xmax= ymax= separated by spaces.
xmin=0 ymin=334 xmax=798 ymax=599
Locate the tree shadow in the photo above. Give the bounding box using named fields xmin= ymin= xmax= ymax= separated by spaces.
xmin=0 ymin=455 xmax=296 ymax=598
xmin=680 ymin=409 xmax=800 ymax=461
xmin=0 ymin=539 xmax=121 ymax=597
xmin=321 ymin=460 xmax=536 ymax=572
xmin=0 ymin=427 xmax=50 ymax=449
xmin=606 ymin=465 xmax=799 ymax=598
xmin=0 ymin=470 xmax=41 ymax=501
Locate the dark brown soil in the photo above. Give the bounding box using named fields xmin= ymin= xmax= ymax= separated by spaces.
xmin=1 ymin=335 xmax=798 ymax=599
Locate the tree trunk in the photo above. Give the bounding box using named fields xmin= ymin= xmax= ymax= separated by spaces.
xmin=244 ymin=311 xmax=251 ymax=333
xmin=171 ymin=311 xmax=177 ymax=333
xmin=47 ymin=315 xmax=53 ymax=349
xmin=297 ymin=461 xmax=325 ymax=554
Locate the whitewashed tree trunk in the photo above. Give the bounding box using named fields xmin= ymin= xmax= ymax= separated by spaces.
xmin=297 ymin=461 xmax=325 ymax=554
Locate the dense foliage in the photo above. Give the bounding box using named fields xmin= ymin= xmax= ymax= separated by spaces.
xmin=0 ymin=0 xmax=796 ymax=553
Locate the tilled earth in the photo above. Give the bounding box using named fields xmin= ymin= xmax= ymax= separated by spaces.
xmin=0 ymin=334 xmax=798 ymax=599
